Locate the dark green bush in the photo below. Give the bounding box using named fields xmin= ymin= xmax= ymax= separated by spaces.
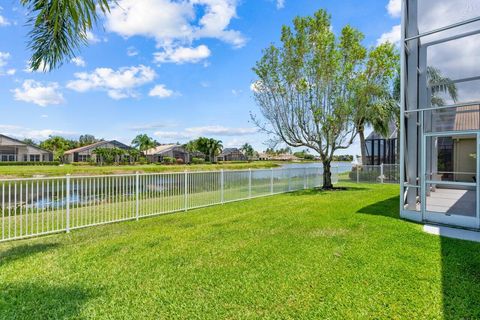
xmin=190 ymin=157 xmax=206 ymax=164
xmin=162 ymin=157 xmax=176 ymax=164
xmin=0 ymin=161 xmax=60 ymax=166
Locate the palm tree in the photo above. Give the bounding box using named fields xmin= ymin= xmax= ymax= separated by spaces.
xmin=241 ymin=143 xmax=255 ymax=158
xmin=20 ymin=0 xmax=111 ymax=71
xmin=131 ymin=134 xmax=157 ymax=153
xmin=428 ymin=66 xmax=458 ymax=106
xmin=358 ymin=65 xmax=458 ymax=165
xmin=206 ymin=139 xmax=223 ymax=163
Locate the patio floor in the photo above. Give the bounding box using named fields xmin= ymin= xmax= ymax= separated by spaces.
xmin=427 ymin=188 xmax=477 ymax=217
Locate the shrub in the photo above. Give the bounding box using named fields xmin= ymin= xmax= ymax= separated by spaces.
xmin=190 ymin=157 xmax=206 ymax=165
xmin=162 ymin=157 xmax=176 ymax=164
xmin=0 ymin=161 xmax=60 ymax=166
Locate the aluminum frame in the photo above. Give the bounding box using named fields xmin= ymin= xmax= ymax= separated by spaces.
xmin=400 ymin=0 xmax=480 ymax=229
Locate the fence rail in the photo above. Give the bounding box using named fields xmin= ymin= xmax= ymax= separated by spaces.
xmin=0 ymin=166 xmax=336 ymax=242
xmin=341 ymin=164 xmax=400 ymax=184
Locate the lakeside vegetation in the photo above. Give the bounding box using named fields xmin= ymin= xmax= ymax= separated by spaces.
xmin=1 ymin=182 xmax=479 ymax=319
xmin=0 ymin=161 xmax=284 ymax=178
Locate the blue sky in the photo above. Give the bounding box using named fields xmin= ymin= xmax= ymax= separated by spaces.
xmin=0 ymin=0 xmax=401 ymax=155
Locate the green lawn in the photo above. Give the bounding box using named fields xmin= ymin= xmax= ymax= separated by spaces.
xmin=1 ymin=183 xmax=479 ymax=319
xmin=0 ymin=161 xmax=282 ymax=178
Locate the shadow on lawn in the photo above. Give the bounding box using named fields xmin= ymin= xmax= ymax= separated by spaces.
xmin=440 ymin=237 xmax=480 ymax=319
xmin=288 ymin=186 xmax=370 ymax=196
xmin=0 ymin=282 xmax=91 ymax=319
xmin=357 ymin=195 xmax=480 ymax=318
xmin=0 ymin=243 xmax=59 ymax=266
xmin=356 ymin=196 xmax=400 ymax=219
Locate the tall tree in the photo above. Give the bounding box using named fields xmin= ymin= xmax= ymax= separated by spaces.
xmin=186 ymin=137 xmax=223 ymax=162
xmin=427 ymin=66 xmax=458 ymax=106
xmin=22 ymin=138 xmax=37 ymax=146
xmin=131 ymin=134 xmax=157 ymax=152
xmin=241 ymin=143 xmax=255 ymax=158
xmin=206 ymin=138 xmax=223 ymax=162
xmin=40 ymin=135 xmax=76 ymax=161
xmin=79 ymin=134 xmax=100 ymax=147
xmin=252 ymin=10 xmax=367 ymax=189
xmin=354 ymin=43 xmax=399 ymax=166
xmin=20 ymin=0 xmax=111 ymax=71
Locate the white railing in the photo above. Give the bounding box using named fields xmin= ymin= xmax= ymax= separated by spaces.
xmin=346 ymin=164 xmax=400 ymax=184
xmin=0 ymin=166 xmax=336 ymax=242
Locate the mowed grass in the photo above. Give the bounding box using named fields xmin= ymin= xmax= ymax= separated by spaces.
xmin=1 ymin=183 xmax=479 ymax=319
xmin=0 ymin=161 xmax=282 ymax=178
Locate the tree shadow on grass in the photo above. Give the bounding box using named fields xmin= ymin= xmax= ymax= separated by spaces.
xmin=356 ymin=196 xmax=400 ymax=219
xmin=288 ymin=186 xmax=370 ymax=196
xmin=0 ymin=282 xmax=92 ymax=319
xmin=0 ymin=243 xmax=60 ymax=266
xmin=441 ymin=237 xmax=480 ymax=319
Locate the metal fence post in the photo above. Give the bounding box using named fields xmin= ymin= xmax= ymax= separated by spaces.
xmin=248 ymin=168 xmax=252 ymax=198
xmin=135 ymin=171 xmax=139 ymax=220
xmin=303 ymin=167 xmax=307 ymax=189
xmin=220 ymin=169 xmax=224 ymax=204
xmin=380 ymin=163 xmax=384 ymax=184
xmin=288 ymin=168 xmax=291 ymax=191
xmin=184 ymin=170 xmax=188 ymax=211
xmin=66 ymin=174 xmax=70 ymax=233
xmin=356 ymin=165 xmax=360 ymax=184
xmin=270 ymin=168 xmax=274 ymax=194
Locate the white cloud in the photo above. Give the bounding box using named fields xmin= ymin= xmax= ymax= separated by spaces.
xmin=377 ymin=24 xmax=401 ymax=46
xmin=149 ymin=84 xmax=174 ymax=98
xmin=185 ymin=125 xmax=257 ymax=136
xmin=0 ymin=15 xmax=10 ymax=26
xmin=231 ymin=89 xmax=242 ymax=96
xmin=106 ymin=0 xmax=246 ymax=62
xmin=0 ymin=125 xmax=76 ymax=140
xmin=153 ymin=131 xmax=190 ymax=140
xmin=71 ymin=57 xmax=86 ymax=67
xmin=127 ymin=46 xmax=139 ymax=57
xmin=276 ymin=0 xmax=285 ymax=9
xmin=6 ymin=69 xmax=16 ymax=75
xmin=12 ymin=80 xmax=65 ymax=107
xmin=154 ymin=45 xmax=211 ymax=64
xmin=86 ymin=31 xmax=100 ymax=43
xmin=154 ymin=125 xmax=257 ymax=140
xmin=66 ymin=65 xmax=156 ymax=99
xmin=387 ymin=0 xmax=401 ymax=18
xmin=0 ymin=51 xmax=10 ymax=67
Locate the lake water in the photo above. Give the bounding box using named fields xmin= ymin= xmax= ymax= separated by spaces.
xmin=281 ymin=162 xmax=352 ymax=173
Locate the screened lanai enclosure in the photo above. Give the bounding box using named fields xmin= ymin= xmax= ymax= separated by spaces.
xmin=401 ymin=0 xmax=480 ymax=229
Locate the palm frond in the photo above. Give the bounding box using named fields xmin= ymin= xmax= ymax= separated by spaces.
xmin=21 ymin=0 xmax=111 ymax=71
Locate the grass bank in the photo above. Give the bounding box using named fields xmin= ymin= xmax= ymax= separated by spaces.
xmin=0 ymin=161 xmax=283 ymax=178
xmin=1 ymin=182 xmax=479 ymax=319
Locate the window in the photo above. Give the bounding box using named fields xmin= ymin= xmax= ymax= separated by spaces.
xmin=78 ymin=154 xmax=91 ymax=162
xmin=30 ymin=154 xmax=40 ymax=162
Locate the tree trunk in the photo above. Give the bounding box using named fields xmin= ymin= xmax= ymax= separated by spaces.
xmin=322 ymin=160 xmax=333 ymax=189
xmin=359 ymin=128 xmax=367 ymax=166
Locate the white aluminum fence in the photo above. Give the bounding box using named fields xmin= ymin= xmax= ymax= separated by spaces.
xmin=0 ymin=166 xmax=336 ymax=242
xmin=345 ymin=164 xmax=400 ymax=184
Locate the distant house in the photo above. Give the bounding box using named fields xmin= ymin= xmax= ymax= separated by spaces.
xmin=271 ymin=154 xmax=300 ymax=161
xmin=144 ymin=144 xmax=190 ymax=163
xmin=258 ymin=153 xmax=271 ymax=161
xmin=0 ymin=134 xmax=53 ymax=162
xmin=364 ymin=122 xmax=398 ymax=165
xmin=217 ymin=148 xmax=247 ymax=161
xmin=190 ymin=151 xmax=206 ymax=160
xmin=64 ymin=140 xmax=131 ymax=163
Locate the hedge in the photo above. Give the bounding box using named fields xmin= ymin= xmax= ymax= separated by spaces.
xmin=0 ymin=161 xmax=60 ymax=166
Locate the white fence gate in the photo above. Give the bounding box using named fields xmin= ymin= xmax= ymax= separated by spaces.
xmin=0 ymin=166 xmax=337 ymax=242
